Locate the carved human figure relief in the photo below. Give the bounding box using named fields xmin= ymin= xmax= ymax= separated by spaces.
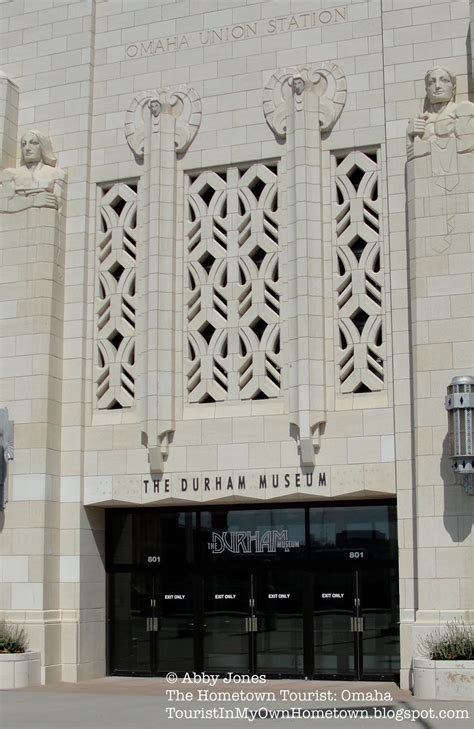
xmin=0 ymin=130 xmax=65 ymax=213
xmin=407 ymin=67 xmax=474 ymax=178
xmin=263 ymin=62 xmax=346 ymax=138
xmin=125 ymin=85 xmax=201 ymax=160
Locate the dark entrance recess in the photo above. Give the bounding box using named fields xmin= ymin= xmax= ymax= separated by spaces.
xmin=107 ymin=502 xmax=399 ymax=680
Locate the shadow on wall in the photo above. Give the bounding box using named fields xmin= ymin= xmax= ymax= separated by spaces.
xmin=440 ymin=433 xmax=472 ymax=542
xmin=467 ymin=25 xmax=474 ymax=100
xmin=84 ymin=505 xmax=106 ymax=568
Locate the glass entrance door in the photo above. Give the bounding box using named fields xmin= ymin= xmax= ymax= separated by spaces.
xmin=313 ymin=567 xmax=399 ymax=679
xmin=155 ymin=573 xmax=194 ymax=673
xmin=359 ymin=566 xmax=400 ymax=678
xmin=203 ymin=569 xmax=304 ymax=676
xmin=203 ymin=572 xmax=252 ymax=674
xmin=109 ymin=572 xmax=194 ymax=675
xmin=255 ymin=568 xmax=304 ymax=675
xmin=314 ymin=569 xmax=356 ymax=677
xmin=110 ymin=572 xmax=154 ymax=675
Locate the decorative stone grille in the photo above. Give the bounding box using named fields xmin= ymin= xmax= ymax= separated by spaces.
xmin=95 ymin=182 xmax=138 ymax=409
xmin=185 ymin=163 xmax=281 ymax=403
xmin=333 ymin=150 xmax=385 ymax=393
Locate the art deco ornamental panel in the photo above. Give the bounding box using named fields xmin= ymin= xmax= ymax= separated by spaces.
xmin=186 ymin=163 xmax=281 ymax=403
xmin=333 ymin=150 xmax=385 ymax=393
xmin=95 ymin=182 xmax=138 ymax=409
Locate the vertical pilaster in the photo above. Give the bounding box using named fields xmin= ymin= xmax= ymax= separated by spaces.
xmin=146 ymin=109 xmax=177 ymax=465
xmin=126 ymin=87 xmax=201 ymax=472
xmin=286 ymin=92 xmax=325 ymax=464
xmin=264 ymin=63 xmax=346 ymax=466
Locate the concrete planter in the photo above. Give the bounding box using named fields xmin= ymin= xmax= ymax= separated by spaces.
xmin=0 ymin=652 xmax=41 ymax=690
xmin=413 ymin=657 xmax=474 ymax=700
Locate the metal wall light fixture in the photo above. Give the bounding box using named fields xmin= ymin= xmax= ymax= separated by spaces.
xmin=0 ymin=407 xmax=14 ymax=510
xmin=445 ymin=376 xmax=474 ymax=495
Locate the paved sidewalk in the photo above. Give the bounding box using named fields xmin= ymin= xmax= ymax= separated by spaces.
xmin=1 ymin=677 xmax=472 ymax=729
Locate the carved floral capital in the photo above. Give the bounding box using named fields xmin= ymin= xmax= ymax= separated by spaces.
xmin=125 ymin=85 xmax=202 ymax=160
xmin=263 ymin=62 xmax=347 ymax=139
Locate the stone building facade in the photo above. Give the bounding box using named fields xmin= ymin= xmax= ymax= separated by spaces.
xmin=0 ymin=0 xmax=473 ymax=689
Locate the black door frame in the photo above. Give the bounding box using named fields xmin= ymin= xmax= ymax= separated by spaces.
xmin=106 ymin=500 xmax=399 ymax=680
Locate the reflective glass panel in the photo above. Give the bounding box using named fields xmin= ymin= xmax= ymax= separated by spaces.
xmin=110 ymin=572 xmax=153 ymax=674
xmin=203 ymin=572 xmax=251 ymax=674
xmin=156 ymin=574 xmax=194 ymax=672
xmin=310 ymin=504 xmax=397 ymax=561
xmin=314 ymin=570 xmax=355 ymax=676
xmin=360 ymin=566 xmax=400 ymax=676
xmin=255 ymin=569 xmax=304 ymax=675
xmin=109 ymin=510 xmax=195 ymax=567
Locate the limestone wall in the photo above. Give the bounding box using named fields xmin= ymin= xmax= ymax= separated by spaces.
xmin=0 ymin=0 xmax=472 ymax=688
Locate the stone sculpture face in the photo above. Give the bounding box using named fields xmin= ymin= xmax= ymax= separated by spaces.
xmin=19 ymin=129 xmax=57 ymax=167
xmin=21 ymin=132 xmax=42 ymax=164
xmin=424 ymin=67 xmax=455 ymax=105
xmin=292 ymin=76 xmax=305 ymax=96
xmin=149 ymin=99 xmax=160 ymax=117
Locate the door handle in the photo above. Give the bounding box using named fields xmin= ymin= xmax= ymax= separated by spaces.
xmin=146 ymin=616 xmax=159 ymax=631
xmin=351 ymin=617 xmax=364 ymax=632
xmin=245 ymin=617 xmax=258 ymax=633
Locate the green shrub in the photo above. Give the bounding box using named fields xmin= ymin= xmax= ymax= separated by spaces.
xmin=419 ymin=618 xmax=474 ymax=661
xmin=0 ymin=623 xmax=29 ymax=654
